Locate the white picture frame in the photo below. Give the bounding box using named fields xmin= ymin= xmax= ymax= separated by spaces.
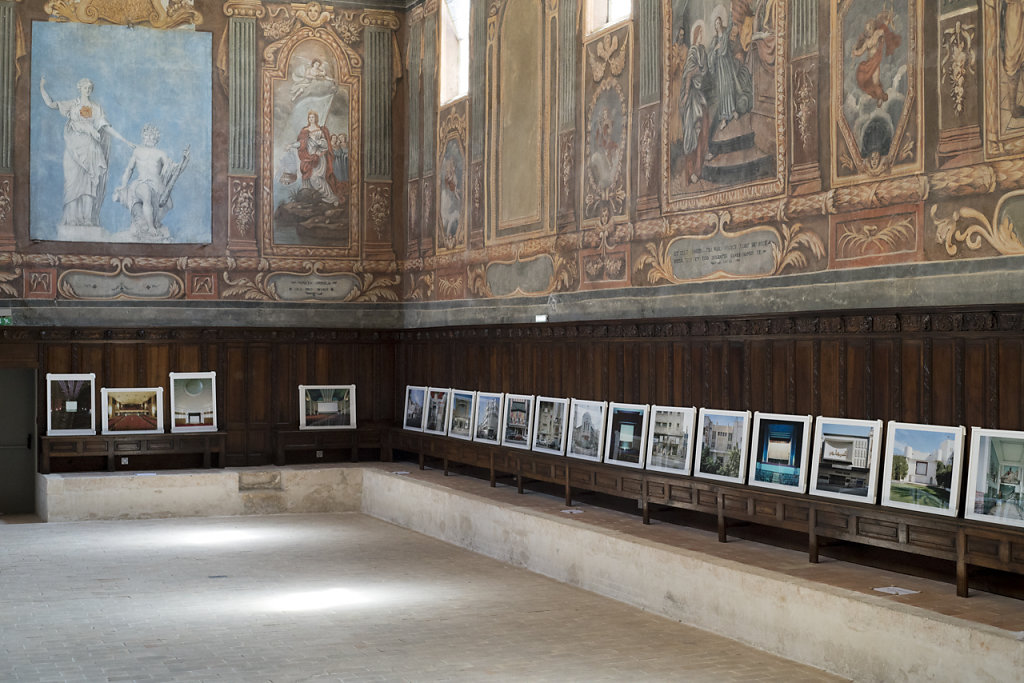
xmin=423 ymin=387 xmax=453 ymax=436
xmin=532 ymin=396 xmax=569 ymax=455
xmin=881 ymin=420 xmax=966 ymax=517
xmin=645 ymin=405 xmax=697 ymax=475
xmin=169 ymin=371 xmax=218 ymax=433
xmin=501 ymin=393 xmax=534 ymax=449
xmin=809 ymin=417 xmax=884 ymax=503
xmin=403 ymin=385 xmax=427 ymax=431
xmin=298 ymin=384 xmax=356 ymax=430
xmin=447 ymin=389 xmax=476 ymax=440
xmin=566 ymin=399 xmax=608 ymax=462
xmin=748 ymin=412 xmax=814 ymax=493
xmin=46 ymin=373 xmax=96 ymax=436
xmin=473 ymin=391 xmax=504 ymax=444
xmin=964 ymin=427 xmax=1024 ymax=528
xmin=604 ymin=402 xmax=650 ymax=469
xmin=694 ymin=408 xmax=751 ymax=484
xmin=100 ymin=386 xmax=164 ymax=435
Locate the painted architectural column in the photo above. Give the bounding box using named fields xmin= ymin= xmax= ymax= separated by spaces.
xmin=557 ymin=0 xmax=577 ymax=226
xmin=362 ymin=11 xmax=399 ymax=259
xmin=0 ymin=0 xmax=17 ymax=251
xmin=407 ymin=7 xmax=423 ymax=258
xmin=224 ymin=0 xmax=262 ymax=256
xmin=636 ymin=0 xmax=661 ymax=214
xmin=789 ymin=0 xmax=821 ymax=194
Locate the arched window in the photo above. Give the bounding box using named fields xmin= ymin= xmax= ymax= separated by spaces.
xmin=586 ymin=0 xmax=631 ymax=35
xmin=439 ymin=0 xmax=469 ymax=104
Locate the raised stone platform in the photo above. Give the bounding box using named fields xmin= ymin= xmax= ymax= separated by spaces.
xmin=35 ymin=464 xmax=1024 ymax=681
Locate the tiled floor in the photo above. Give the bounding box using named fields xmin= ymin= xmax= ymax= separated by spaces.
xmin=1 ymin=511 xmax=843 ymax=682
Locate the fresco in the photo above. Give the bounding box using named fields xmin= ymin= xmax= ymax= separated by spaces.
xmin=984 ymin=0 xmax=1024 ymax=158
xmin=663 ymin=0 xmax=785 ymax=211
xmin=30 ymin=21 xmax=211 ymax=244
xmin=436 ymin=105 xmax=468 ymax=253
xmin=267 ymin=39 xmax=354 ymax=252
xmin=831 ymin=0 xmax=923 ymax=184
xmin=582 ymin=27 xmax=631 ymax=228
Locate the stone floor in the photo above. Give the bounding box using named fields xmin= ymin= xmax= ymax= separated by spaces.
xmin=0 ymin=511 xmax=843 ymax=683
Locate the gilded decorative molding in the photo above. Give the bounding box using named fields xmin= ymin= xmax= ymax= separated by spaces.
xmin=223 ymin=0 xmax=265 ymax=19
xmin=230 ymin=178 xmax=256 ymax=238
xmin=43 ymin=0 xmax=202 ymax=27
xmin=931 ymin=192 xmax=1024 ymax=257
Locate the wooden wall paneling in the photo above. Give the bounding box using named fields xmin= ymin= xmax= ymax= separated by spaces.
xmin=247 ymin=344 xmax=272 ymax=459
xmin=376 ymin=341 xmax=396 ymax=423
xmin=314 ymin=343 xmax=332 ymax=384
xmin=963 ymin=340 xmax=989 ymax=429
xmin=109 ymin=344 xmax=137 ymax=388
xmin=611 ymin=341 xmax=625 ymax=402
xmin=654 ymin=343 xmax=670 ymax=405
xmin=930 ymin=338 xmax=956 ymax=427
xmin=771 ymin=340 xmax=789 ymax=413
xmin=870 ymin=340 xmax=895 ymax=422
xmin=747 ymin=340 xmax=769 ymax=412
xmin=45 ymin=344 xmax=70 ymax=375
xmin=270 ymin=342 xmax=293 ymax=428
xmin=845 ymin=342 xmax=867 ymax=419
xmin=224 ymin=343 xmax=248 ymax=462
xmin=142 ymin=343 xmax=169 ymax=389
xmin=0 ymin=343 xmax=39 ymax=368
xmin=728 ymin=342 xmax=744 ymax=412
xmin=79 ymin=345 xmax=104 ymax=386
xmin=175 ymin=344 xmax=201 ymax=373
xmin=998 ymin=339 xmax=1023 ymax=431
xmin=794 ymin=340 xmax=815 ymax=416
xmin=900 ymin=340 xmax=924 ymax=423
xmin=676 ymin=341 xmax=690 ymax=407
xmin=639 ymin=342 xmax=655 ymax=405
xmin=819 ymin=340 xmax=841 ymax=417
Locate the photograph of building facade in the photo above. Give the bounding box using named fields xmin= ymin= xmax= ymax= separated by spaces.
xmin=814 ymin=423 xmax=874 ymax=497
xmin=968 ymin=432 xmax=1024 ymax=524
xmin=473 ymin=394 xmax=501 ymax=442
xmin=533 ymin=398 xmax=567 ymax=452
xmin=699 ymin=412 xmax=747 ymax=479
xmin=886 ymin=426 xmax=962 ymax=511
xmin=647 ymin=408 xmax=693 ymax=471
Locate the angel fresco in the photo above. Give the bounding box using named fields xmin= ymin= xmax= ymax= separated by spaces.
xmin=667 ymin=0 xmax=779 ymax=200
xmin=852 ymin=10 xmax=902 ymax=108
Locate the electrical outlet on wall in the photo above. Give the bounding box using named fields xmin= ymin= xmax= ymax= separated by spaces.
xmin=316 ymin=450 xmax=324 ymax=458
xmin=121 ymin=457 xmax=129 ymax=465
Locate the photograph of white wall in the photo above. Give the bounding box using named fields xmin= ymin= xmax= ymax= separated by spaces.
xmin=473 ymin=391 xmax=503 ymax=444
xmin=748 ymin=412 xmax=813 ymax=493
xmin=424 ymin=387 xmax=452 ymax=435
xmin=566 ymin=399 xmax=608 ymax=462
xmin=645 ymin=405 xmax=697 ymax=475
xmin=694 ymin=408 xmax=751 ymax=484
xmin=403 ymin=385 xmax=426 ymax=431
xmin=882 ymin=421 xmax=965 ymax=516
xmin=299 ymin=384 xmax=355 ymax=430
xmin=46 ymin=373 xmax=96 ymax=436
xmin=604 ymin=402 xmax=649 ymax=469
xmin=169 ymin=371 xmax=217 ymax=434
xmin=809 ymin=417 xmax=883 ymax=503
xmin=101 ymin=387 xmax=164 ymax=435
xmin=501 ymin=393 xmax=534 ymax=449
xmin=447 ymin=389 xmax=476 ymax=440
xmin=532 ymin=396 xmax=569 ymax=455
xmin=965 ymin=428 xmax=1024 ymax=528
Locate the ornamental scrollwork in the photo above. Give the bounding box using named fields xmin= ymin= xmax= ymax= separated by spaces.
xmin=931 ymin=202 xmax=1024 ymax=258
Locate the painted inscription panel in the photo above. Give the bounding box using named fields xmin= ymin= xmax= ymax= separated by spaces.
xmin=30 ymin=22 xmax=211 ymax=244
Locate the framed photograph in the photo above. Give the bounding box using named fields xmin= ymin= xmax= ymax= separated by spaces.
xmin=694 ymin=408 xmax=751 ymax=484
xmin=100 ymin=387 xmax=164 ymax=435
xmin=809 ymin=417 xmax=884 ymax=503
xmin=169 ymin=372 xmax=217 ymax=433
xmin=882 ymin=421 xmax=966 ymax=517
xmin=604 ymin=402 xmax=650 ymax=469
xmin=566 ymin=399 xmax=607 ymax=462
xmin=447 ymin=389 xmax=476 ymax=440
xmin=472 ymin=391 xmax=504 ymax=444
xmin=645 ymin=405 xmax=697 ymax=475
xmin=403 ymin=385 xmax=427 ymax=431
xmin=748 ymin=412 xmax=813 ymax=493
xmin=424 ymin=387 xmax=453 ymax=436
xmin=298 ymin=385 xmax=355 ymax=430
xmin=46 ymin=373 xmax=96 ymax=436
xmin=964 ymin=428 xmax=1024 ymax=528
xmin=532 ymin=396 xmax=569 ymax=455
xmin=501 ymin=393 xmax=534 ymax=449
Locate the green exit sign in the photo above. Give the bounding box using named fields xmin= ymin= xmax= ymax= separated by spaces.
xmin=0 ymin=316 xmax=12 ymax=326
